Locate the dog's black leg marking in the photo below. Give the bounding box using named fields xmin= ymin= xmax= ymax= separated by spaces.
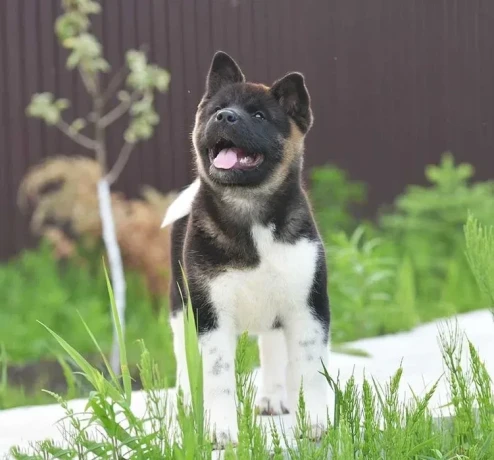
xmin=308 ymin=249 xmax=331 ymax=343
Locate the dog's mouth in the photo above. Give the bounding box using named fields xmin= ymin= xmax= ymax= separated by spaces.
xmin=208 ymin=139 xmax=264 ymax=171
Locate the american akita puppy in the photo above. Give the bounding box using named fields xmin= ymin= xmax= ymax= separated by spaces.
xmin=162 ymin=51 xmax=331 ymax=446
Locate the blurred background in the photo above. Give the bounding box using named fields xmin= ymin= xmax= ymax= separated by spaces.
xmin=1 ymin=0 xmax=493 ymax=410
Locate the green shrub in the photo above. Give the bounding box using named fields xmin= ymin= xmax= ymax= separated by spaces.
xmin=464 ymin=214 xmax=494 ymax=313
xmin=379 ymin=152 xmax=493 ymax=313
xmin=327 ymin=226 xmax=402 ymax=341
xmin=309 ymin=164 xmax=367 ymax=237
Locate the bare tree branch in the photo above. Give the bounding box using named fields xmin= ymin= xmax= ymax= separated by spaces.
xmin=78 ymin=68 xmax=98 ymax=97
xmin=102 ymin=67 xmax=129 ymax=106
xmin=102 ymin=43 xmax=149 ymax=106
xmin=56 ymin=119 xmax=97 ymax=150
xmin=99 ymin=92 xmax=141 ymax=129
xmin=105 ymin=141 xmax=136 ymax=185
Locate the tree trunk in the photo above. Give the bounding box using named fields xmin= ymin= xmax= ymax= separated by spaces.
xmin=97 ymin=179 xmax=126 ymax=375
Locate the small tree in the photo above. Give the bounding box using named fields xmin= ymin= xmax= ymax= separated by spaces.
xmin=26 ymin=0 xmax=170 ymax=374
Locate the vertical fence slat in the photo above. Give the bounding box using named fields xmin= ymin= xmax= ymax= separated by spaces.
xmin=135 ymin=0 xmax=159 ymax=191
xmin=166 ymin=0 xmax=188 ymax=189
xmin=23 ymin=1 xmax=43 ymax=169
xmin=151 ymin=0 xmax=174 ymax=193
xmin=0 ymin=1 xmax=10 ymax=260
xmin=181 ymin=0 xmax=200 ymax=179
xmin=6 ymin=0 xmax=26 ymax=254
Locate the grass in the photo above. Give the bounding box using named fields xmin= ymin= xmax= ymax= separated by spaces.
xmin=6 ymin=264 xmax=494 ymax=459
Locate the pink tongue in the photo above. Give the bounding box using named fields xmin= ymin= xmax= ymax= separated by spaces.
xmin=213 ymin=148 xmax=238 ymax=169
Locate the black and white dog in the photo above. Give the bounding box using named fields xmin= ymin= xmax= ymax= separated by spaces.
xmin=161 ymin=51 xmax=331 ymax=446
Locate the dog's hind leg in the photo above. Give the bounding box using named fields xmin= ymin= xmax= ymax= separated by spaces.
xmin=256 ymin=328 xmax=289 ymax=415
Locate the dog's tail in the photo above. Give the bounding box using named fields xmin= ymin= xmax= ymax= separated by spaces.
xmin=161 ymin=178 xmax=200 ymax=228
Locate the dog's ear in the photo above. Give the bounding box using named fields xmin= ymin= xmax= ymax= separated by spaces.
xmin=205 ymin=51 xmax=245 ymax=97
xmin=270 ymin=72 xmax=313 ymax=133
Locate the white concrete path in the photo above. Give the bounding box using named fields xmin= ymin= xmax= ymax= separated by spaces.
xmin=0 ymin=309 xmax=493 ymax=458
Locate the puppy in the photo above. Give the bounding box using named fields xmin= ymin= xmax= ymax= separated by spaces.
xmin=162 ymin=51 xmax=331 ymax=446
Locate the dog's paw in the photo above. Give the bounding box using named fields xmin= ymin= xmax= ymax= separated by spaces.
xmin=301 ymin=405 xmax=329 ymax=441
xmin=306 ymin=422 xmax=327 ymax=441
xmin=255 ymin=390 xmax=289 ymax=416
xmin=208 ymin=408 xmax=239 ymax=450
xmin=294 ymin=421 xmax=327 ymax=442
xmin=211 ymin=427 xmax=238 ymax=450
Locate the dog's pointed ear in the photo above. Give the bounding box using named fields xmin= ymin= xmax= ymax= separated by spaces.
xmin=205 ymin=51 xmax=245 ymax=97
xmin=270 ymin=72 xmax=313 ymax=133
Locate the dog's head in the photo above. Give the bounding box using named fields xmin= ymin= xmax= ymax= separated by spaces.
xmin=192 ymin=51 xmax=313 ymax=191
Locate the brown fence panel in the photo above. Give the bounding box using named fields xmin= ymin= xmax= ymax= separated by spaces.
xmin=1 ymin=0 xmax=494 ymax=260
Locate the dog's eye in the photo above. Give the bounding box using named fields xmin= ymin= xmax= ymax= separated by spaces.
xmin=253 ymin=111 xmax=265 ymax=120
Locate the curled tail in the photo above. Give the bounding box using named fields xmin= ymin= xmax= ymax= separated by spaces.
xmin=161 ymin=178 xmax=200 ymax=228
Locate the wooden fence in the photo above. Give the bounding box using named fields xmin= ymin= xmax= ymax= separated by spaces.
xmin=1 ymin=0 xmax=494 ymax=260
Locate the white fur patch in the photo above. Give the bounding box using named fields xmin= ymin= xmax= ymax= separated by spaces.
xmin=256 ymin=329 xmax=289 ymax=415
xmin=161 ymin=178 xmax=200 ymax=228
xmin=209 ymin=224 xmax=319 ymax=334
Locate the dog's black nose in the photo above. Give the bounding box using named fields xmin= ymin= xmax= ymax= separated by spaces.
xmin=216 ymin=109 xmax=238 ymax=124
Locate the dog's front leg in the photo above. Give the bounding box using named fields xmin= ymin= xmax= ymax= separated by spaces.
xmin=256 ymin=328 xmax=289 ymax=415
xmin=171 ymin=308 xmax=238 ymax=446
xmin=284 ymin=313 xmax=330 ymax=439
xmin=200 ymin=321 xmax=239 ymax=447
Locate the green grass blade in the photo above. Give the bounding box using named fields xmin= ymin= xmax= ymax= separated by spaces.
xmin=179 ymin=263 xmax=205 ymax=441
xmin=102 ymin=261 xmax=132 ymax=403
xmin=38 ymin=321 xmax=100 ymax=389
xmin=55 ymin=354 xmax=77 ymax=401
xmin=77 ymin=310 xmax=122 ymax=392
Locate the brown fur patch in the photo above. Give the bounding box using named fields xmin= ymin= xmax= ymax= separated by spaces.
xmin=246 ymin=82 xmax=270 ymax=92
xmin=265 ymin=121 xmax=305 ymax=192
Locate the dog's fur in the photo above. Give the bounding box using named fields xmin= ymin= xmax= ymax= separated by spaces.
xmin=163 ymin=51 xmax=331 ymax=446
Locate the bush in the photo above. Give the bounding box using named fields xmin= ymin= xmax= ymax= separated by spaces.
xmin=464 ymin=214 xmax=494 ymax=313
xmin=0 ymin=241 xmax=172 ymax=369
xmin=379 ymin=152 xmax=493 ymax=313
xmin=309 ymin=164 xmax=367 ymax=237
xmin=327 ymin=226 xmax=397 ymax=341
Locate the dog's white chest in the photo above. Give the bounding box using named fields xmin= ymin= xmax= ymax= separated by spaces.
xmin=209 ymin=224 xmax=319 ymax=334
